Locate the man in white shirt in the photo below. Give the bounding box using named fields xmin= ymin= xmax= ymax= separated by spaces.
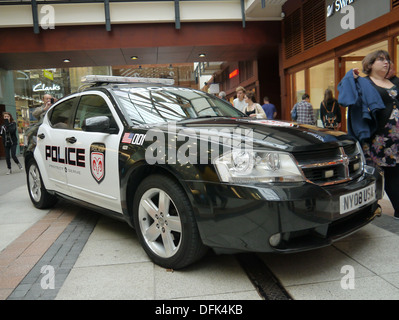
xmin=233 ymin=86 xmax=247 ymax=111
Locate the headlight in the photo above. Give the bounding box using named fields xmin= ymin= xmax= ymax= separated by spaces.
xmin=214 ymin=150 xmax=304 ymax=183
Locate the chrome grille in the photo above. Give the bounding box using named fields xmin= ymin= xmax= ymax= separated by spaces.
xmin=293 ymin=144 xmax=363 ymax=185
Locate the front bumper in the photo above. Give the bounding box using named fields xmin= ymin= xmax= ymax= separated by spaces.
xmin=186 ymin=170 xmax=383 ymax=254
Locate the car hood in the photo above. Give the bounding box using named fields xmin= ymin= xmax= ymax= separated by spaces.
xmin=148 ymin=117 xmax=356 ymax=153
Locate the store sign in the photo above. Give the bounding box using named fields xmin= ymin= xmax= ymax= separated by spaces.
xmin=325 ymin=0 xmax=390 ymax=41
xmin=229 ymin=69 xmax=239 ymax=79
xmin=33 ymin=82 xmax=61 ymax=92
xmin=326 ymin=0 xmax=356 ymax=18
xmin=43 ymin=70 xmax=54 ymax=81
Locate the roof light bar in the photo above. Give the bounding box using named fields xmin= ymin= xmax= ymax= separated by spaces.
xmin=81 ymin=75 xmax=175 ymax=85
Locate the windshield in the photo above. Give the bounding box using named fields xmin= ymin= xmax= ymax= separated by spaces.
xmin=113 ymin=86 xmax=245 ymax=125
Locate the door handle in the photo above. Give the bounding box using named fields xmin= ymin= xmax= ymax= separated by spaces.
xmin=38 ymin=133 xmax=45 ymax=139
xmin=66 ymin=136 xmax=77 ymax=144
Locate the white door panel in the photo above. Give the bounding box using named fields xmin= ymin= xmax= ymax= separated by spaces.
xmin=35 ymin=122 xmax=71 ymax=196
xmin=65 ymin=131 xmax=122 ymax=212
xmin=65 ymin=91 xmax=123 ymax=213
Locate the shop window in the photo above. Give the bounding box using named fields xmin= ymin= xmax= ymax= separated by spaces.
xmin=294 ymin=70 xmax=305 ymax=105
xmin=343 ymin=41 xmax=389 ymax=77
xmin=309 ymin=60 xmax=334 ymax=126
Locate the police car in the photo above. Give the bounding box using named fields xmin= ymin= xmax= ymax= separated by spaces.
xmin=24 ymin=75 xmax=384 ymax=269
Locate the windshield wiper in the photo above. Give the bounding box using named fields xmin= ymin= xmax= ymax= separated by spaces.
xmin=195 ymin=115 xmax=227 ymax=119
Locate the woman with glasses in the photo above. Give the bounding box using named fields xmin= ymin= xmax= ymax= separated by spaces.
xmin=339 ymin=50 xmax=399 ymax=220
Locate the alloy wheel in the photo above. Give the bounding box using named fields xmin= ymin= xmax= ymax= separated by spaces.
xmin=138 ymin=188 xmax=182 ymax=258
xmin=28 ymin=163 xmax=42 ymax=203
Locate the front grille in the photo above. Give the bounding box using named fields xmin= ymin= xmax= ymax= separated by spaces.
xmin=293 ymin=144 xmax=363 ymax=185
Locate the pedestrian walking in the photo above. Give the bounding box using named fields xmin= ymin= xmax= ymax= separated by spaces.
xmin=261 ymin=96 xmax=277 ymax=119
xmin=233 ymin=86 xmax=247 ymax=111
xmin=320 ymin=89 xmax=342 ymax=130
xmin=1 ymin=112 xmax=23 ymax=175
xmin=291 ymin=93 xmax=315 ymax=125
xmin=242 ymin=92 xmax=266 ymax=119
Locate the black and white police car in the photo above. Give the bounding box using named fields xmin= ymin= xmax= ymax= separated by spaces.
xmin=24 ymin=75 xmax=383 ymax=269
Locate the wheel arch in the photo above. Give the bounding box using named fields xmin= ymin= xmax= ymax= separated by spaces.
xmin=123 ymin=163 xmax=196 ymax=227
xmin=24 ymin=151 xmax=35 ymax=173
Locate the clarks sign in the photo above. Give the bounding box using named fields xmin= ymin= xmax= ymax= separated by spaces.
xmin=33 ymin=82 xmax=61 ymax=92
xmin=327 ymin=0 xmax=356 ymax=18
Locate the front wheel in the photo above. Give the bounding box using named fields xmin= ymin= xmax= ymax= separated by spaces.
xmin=26 ymin=158 xmax=57 ymax=209
xmin=133 ymin=175 xmax=207 ymax=269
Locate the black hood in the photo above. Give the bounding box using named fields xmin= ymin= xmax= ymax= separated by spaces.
xmin=150 ymin=117 xmax=356 ymax=153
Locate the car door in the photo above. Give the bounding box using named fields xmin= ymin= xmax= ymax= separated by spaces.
xmin=35 ymin=96 xmax=78 ymax=196
xmin=65 ymin=91 xmax=123 ymax=213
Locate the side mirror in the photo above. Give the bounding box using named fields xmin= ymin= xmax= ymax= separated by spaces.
xmin=82 ymin=116 xmax=118 ymax=134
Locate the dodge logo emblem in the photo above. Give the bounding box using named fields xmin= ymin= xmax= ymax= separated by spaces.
xmin=90 ymin=143 xmax=106 ymax=183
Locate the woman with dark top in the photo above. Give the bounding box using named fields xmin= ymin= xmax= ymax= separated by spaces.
xmin=242 ymin=92 xmax=266 ymax=119
xmin=339 ymin=50 xmax=399 ymax=220
xmin=320 ymin=89 xmax=342 ymax=130
xmin=1 ymin=112 xmax=23 ymax=175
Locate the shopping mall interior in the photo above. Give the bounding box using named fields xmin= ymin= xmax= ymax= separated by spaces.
xmin=0 ymin=0 xmax=399 ymax=158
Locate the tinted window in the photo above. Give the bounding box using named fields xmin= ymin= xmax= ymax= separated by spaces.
xmin=48 ymin=97 xmax=77 ymax=129
xmin=74 ymin=94 xmax=116 ymax=131
xmin=113 ymin=87 xmax=244 ymax=125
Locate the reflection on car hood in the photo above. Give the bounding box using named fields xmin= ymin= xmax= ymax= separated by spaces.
xmin=144 ymin=117 xmax=355 ymax=152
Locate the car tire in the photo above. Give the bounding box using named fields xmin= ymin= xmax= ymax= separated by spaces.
xmin=26 ymin=158 xmax=58 ymax=209
xmin=133 ymin=174 xmax=207 ymax=269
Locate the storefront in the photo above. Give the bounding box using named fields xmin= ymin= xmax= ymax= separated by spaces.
xmin=281 ymin=0 xmax=399 ymax=130
xmin=0 ymin=66 xmax=110 ymax=158
xmin=14 ymin=69 xmax=70 ymax=142
xmin=0 ymin=64 xmax=197 ymax=158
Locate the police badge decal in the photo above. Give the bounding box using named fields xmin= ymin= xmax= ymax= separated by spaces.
xmin=90 ymin=143 xmax=106 ymax=183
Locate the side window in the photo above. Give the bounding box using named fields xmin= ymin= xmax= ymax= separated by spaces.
xmin=74 ymin=94 xmax=116 ymax=131
xmin=48 ymin=97 xmax=77 ymax=129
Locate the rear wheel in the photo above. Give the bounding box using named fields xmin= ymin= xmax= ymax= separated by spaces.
xmin=26 ymin=158 xmax=57 ymax=209
xmin=133 ymin=175 xmax=207 ymax=269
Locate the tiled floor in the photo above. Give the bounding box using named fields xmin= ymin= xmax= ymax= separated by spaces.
xmin=1 ymin=157 xmax=399 ymax=300
xmin=0 ymin=198 xmax=77 ymax=300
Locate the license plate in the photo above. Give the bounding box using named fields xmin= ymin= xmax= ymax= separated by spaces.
xmin=340 ymin=183 xmax=376 ymax=215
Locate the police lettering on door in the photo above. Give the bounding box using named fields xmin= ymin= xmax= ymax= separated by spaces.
xmin=45 ymin=145 xmax=85 ymax=167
